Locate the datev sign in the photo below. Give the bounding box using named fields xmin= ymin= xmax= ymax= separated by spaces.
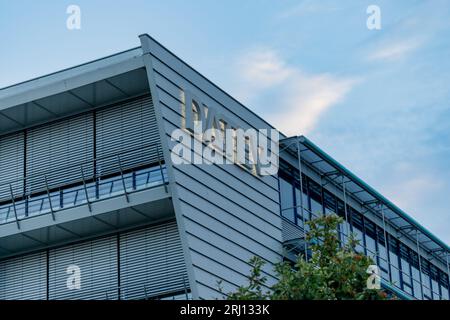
xmin=170 ymin=90 xmax=279 ymax=176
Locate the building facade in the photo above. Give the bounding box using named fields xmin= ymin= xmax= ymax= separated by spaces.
xmin=0 ymin=34 xmax=448 ymax=300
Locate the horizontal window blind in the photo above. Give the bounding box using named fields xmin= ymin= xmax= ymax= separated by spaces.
xmin=26 ymin=113 xmax=94 ymax=193
xmin=120 ymin=220 xmax=188 ymax=300
xmin=0 ymin=252 xmax=47 ymax=300
xmin=0 ymin=132 xmax=24 ymax=201
xmin=48 ymin=236 xmax=118 ymax=300
xmin=1 ymin=95 xmax=160 ymax=200
xmin=96 ymin=96 xmax=160 ymax=177
xmin=0 ymin=221 xmax=187 ymax=300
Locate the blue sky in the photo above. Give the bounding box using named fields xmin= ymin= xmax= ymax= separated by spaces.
xmin=1 ymin=1 xmax=449 ymax=244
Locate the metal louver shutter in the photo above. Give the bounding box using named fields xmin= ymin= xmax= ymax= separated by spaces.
xmin=26 ymin=113 xmax=94 ymax=193
xmin=0 ymin=252 xmax=47 ymax=300
xmin=96 ymin=96 xmax=160 ymax=176
xmin=0 ymin=132 xmax=24 ymax=201
xmin=120 ymin=221 xmax=188 ymax=300
xmin=48 ymin=236 xmax=118 ymax=300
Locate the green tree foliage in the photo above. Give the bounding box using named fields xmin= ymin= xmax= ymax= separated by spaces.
xmin=225 ymin=214 xmax=388 ymax=300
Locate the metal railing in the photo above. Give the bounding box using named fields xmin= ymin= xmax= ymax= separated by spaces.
xmin=0 ymin=144 xmax=168 ymax=227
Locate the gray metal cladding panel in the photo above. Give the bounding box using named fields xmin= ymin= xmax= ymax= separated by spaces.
xmin=119 ymin=220 xmax=188 ymax=300
xmin=0 ymin=252 xmax=47 ymax=300
xmin=150 ymin=54 xmax=276 ymax=134
xmin=173 ymin=160 xmax=280 ymax=220
xmin=0 ymin=132 xmax=24 ymax=201
xmin=48 ymin=236 xmax=118 ymax=300
xmin=148 ymin=51 xmax=284 ymax=298
xmin=26 ymin=113 xmax=94 ymax=193
xmin=96 ymin=96 xmax=160 ymax=175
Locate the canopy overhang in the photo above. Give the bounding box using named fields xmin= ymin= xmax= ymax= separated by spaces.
xmin=280 ymin=135 xmax=450 ymax=267
xmin=0 ymin=48 xmax=147 ymax=136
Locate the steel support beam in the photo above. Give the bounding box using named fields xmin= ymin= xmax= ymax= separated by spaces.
xmin=44 ymin=175 xmax=55 ymax=221
xmin=381 ymin=204 xmax=391 ymax=282
xmin=342 ymin=177 xmax=350 ymax=241
xmin=9 ymin=184 xmax=20 ymax=230
xmin=297 ymin=137 xmax=308 ymax=259
xmin=80 ymin=166 xmax=92 ymax=211
xmin=117 ymin=155 xmax=130 ymax=203
xmin=416 ymin=229 xmax=425 ymax=299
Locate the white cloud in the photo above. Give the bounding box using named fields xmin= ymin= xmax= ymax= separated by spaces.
xmin=368 ymin=38 xmax=424 ymax=61
xmin=236 ymin=49 xmax=293 ymax=90
xmin=234 ymin=48 xmax=359 ymax=135
xmin=272 ymin=73 xmax=358 ymax=135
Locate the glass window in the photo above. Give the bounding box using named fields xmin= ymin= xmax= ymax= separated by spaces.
xmin=337 ymin=200 xmax=345 ymax=217
xmin=308 ymin=179 xmax=323 ymax=217
xmin=323 ymin=191 xmax=336 ymax=215
xmin=339 ymin=221 xmax=351 ymax=246
xmin=390 ymin=254 xmax=401 ymax=288
xmin=335 ymin=201 xmax=347 ymax=245
xmin=389 ymin=237 xmax=401 ymax=288
xmin=364 ymin=220 xmax=377 ymax=263
xmin=410 ymin=252 xmax=422 ymax=299
xmin=310 ymin=199 xmax=322 ymax=218
xmin=279 ymin=178 xmax=295 ymax=223
xmin=432 ymin=279 xmax=440 ymax=300
xmin=350 ymin=210 xmax=365 ymax=253
xmin=421 ymin=260 xmax=432 ymax=299
xmin=353 ymin=228 xmax=365 ymax=254
xmin=399 ymin=244 xmax=412 ymax=289
xmin=295 ymin=186 xmax=308 ymax=227
xmin=403 ymin=284 xmax=413 ymax=295
xmin=377 ymin=229 xmax=389 ymax=276
xmin=378 ymin=244 xmax=389 ymax=280
xmin=440 ymin=272 xmax=449 ymax=300
xmin=430 ymin=265 xmax=441 ymax=300
xmin=365 ymin=234 xmax=377 ymax=263
xmin=350 ymin=208 xmax=363 ymax=230
xmin=411 ymin=266 xmax=422 ymax=299
xmin=401 ymin=259 xmax=412 ymax=287
xmin=422 ymin=272 xmax=432 ymax=299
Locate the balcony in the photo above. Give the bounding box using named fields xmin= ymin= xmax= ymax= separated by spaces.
xmin=0 ymin=144 xmax=174 ymax=258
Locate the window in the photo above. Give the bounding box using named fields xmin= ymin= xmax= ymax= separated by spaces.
xmin=421 ymin=260 xmax=432 ymax=299
xmin=350 ymin=210 xmax=365 ymax=253
xmin=308 ymin=179 xmax=323 ymax=217
xmin=279 ymin=177 xmax=295 ymax=223
xmin=376 ymin=229 xmax=389 ymax=279
xmin=389 ymin=237 xmax=401 ymax=288
xmin=410 ymin=252 xmax=422 ymax=299
xmin=353 ymin=229 xmax=365 ymax=254
xmin=411 ymin=267 xmax=422 ymax=299
xmin=430 ymin=265 xmax=441 ymax=300
xmin=323 ymin=191 xmax=336 ymax=215
xmin=350 ymin=208 xmax=363 ymax=230
xmin=440 ymin=272 xmax=449 ymax=300
xmin=295 ymin=186 xmax=308 ymax=228
xmin=399 ymin=244 xmax=413 ymax=292
xmin=365 ymin=235 xmax=377 ymax=263
xmin=364 ymin=220 xmax=377 ymax=262
xmin=337 ymin=199 xmax=346 ymax=218
xmin=334 ymin=200 xmax=348 ymax=245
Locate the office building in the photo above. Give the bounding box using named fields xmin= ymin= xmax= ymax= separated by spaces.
xmin=0 ymin=34 xmax=448 ymax=300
